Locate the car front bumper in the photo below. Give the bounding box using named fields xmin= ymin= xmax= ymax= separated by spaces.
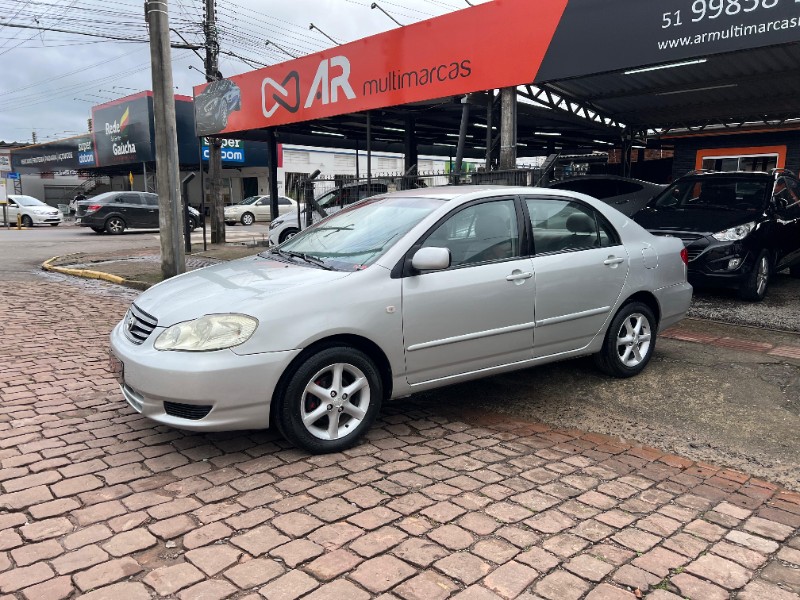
xmin=109 ymin=321 xmax=301 ymax=431
xmin=29 ymin=213 xmax=62 ymax=224
xmin=686 ymin=240 xmax=755 ymax=289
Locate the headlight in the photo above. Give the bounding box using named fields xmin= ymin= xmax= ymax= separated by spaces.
xmin=154 ymin=314 xmax=258 ymax=351
xmin=712 ymin=222 xmax=755 ymax=242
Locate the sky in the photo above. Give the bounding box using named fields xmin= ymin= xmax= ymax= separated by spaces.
xmin=0 ymin=0 xmax=488 ymax=144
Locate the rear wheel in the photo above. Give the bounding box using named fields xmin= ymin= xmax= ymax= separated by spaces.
xmin=278 ymin=227 xmax=299 ymax=244
xmin=595 ymin=301 xmax=656 ymax=378
xmin=739 ymin=250 xmax=770 ymax=301
xmin=91 ymin=227 xmax=104 ymax=234
xmin=241 ymin=212 xmax=255 ymax=226
xmin=21 ymin=215 xmax=33 ymax=227
xmin=275 ymin=345 xmax=382 ymax=453
xmin=105 ymin=217 xmax=125 ymax=235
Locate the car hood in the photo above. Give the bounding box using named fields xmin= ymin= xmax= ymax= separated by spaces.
xmin=633 ymin=207 xmax=757 ymax=235
xmin=134 ymin=255 xmax=351 ymax=326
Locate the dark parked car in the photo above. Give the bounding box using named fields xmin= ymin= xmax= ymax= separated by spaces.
xmin=76 ymin=191 xmax=201 ymax=235
xmin=633 ymin=169 xmax=800 ymax=301
xmin=546 ymin=175 xmax=665 ymax=216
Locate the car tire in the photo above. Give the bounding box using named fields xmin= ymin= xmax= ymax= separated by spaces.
xmin=594 ymin=301 xmax=657 ymax=378
xmin=105 ymin=217 xmax=126 ymax=235
xmin=91 ymin=227 xmax=105 ymax=234
xmin=275 ymin=344 xmax=383 ymax=453
xmin=225 ymin=221 xmax=236 ymax=226
xmin=240 ymin=212 xmax=255 ymax=226
xmin=187 ymin=216 xmax=197 ymax=232
xmin=278 ymin=227 xmax=299 ymax=244
xmin=739 ymin=250 xmax=770 ymax=301
xmin=21 ymin=215 xmax=33 ymax=227
xmin=50 ymin=223 xmax=59 ymax=227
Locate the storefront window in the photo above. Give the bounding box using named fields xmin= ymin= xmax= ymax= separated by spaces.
xmin=701 ymin=154 xmax=778 ymax=172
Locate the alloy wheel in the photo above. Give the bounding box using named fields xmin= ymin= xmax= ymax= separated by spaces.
xmin=615 ymin=312 xmax=652 ymax=368
xmin=300 ymin=362 xmax=371 ymax=441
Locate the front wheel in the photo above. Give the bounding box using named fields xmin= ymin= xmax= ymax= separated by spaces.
xmin=739 ymin=250 xmax=770 ymax=301
xmin=50 ymin=223 xmax=59 ymax=227
xmin=225 ymin=221 xmax=236 ymax=226
xmin=21 ymin=215 xmax=33 ymax=227
xmin=595 ymin=301 xmax=656 ymax=378
xmin=275 ymin=345 xmax=383 ymax=453
xmin=105 ymin=217 xmax=125 ymax=235
xmin=278 ymin=227 xmax=299 ymax=244
xmin=187 ymin=216 xmax=197 ymax=232
xmin=240 ymin=212 xmax=255 ymax=226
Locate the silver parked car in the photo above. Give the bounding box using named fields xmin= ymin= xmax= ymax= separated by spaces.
xmin=110 ymin=186 xmax=692 ymax=453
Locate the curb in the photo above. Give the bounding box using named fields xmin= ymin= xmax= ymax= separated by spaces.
xmin=41 ymin=256 xmax=150 ymax=291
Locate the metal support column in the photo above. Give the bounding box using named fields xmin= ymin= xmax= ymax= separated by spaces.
xmin=267 ymin=128 xmax=279 ymax=220
xmin=454 ymin=96 xmax=470 ymax=177
xmin=499 ymin=87 xmax=517 ymax=171
xmin=366 ymin=112 xmax=372 ymax=188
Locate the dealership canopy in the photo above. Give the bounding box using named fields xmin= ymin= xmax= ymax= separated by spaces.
xmin=193 ymin=0 xmax=800 ymax=144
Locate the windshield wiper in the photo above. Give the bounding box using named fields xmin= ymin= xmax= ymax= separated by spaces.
xmin=284 ymin=251 xmax=335 ymax=270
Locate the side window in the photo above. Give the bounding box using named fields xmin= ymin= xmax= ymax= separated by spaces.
xmin=119 ymin=194 xmax=142 ymax=205
xmin=777 ymin=178 xmax=800 ymax=217
xmin=144 ymin=195 xmax=159 ymax=207
xmin=278 ymin=197 xmax=291 ymax=205
xmin=526 ymin=198 xmax=613 ymax=254
xmin=421 ymin=199 xmax=519 ymax=267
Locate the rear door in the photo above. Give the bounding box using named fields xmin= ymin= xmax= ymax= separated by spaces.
xmin=142 ymin=194 xmax=160 ymax=228
xmin=253 ymin=197 xmax=271 ymax=221
xmin=523 ymin=196 xmax=629 ymax=357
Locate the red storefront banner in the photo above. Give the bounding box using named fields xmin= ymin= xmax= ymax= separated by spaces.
xmin=193 ymin=0 xmax=568 ymax=136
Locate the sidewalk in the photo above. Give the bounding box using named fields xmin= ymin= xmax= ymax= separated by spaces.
xmin=3 ymin=252 xmax=796 ymax=598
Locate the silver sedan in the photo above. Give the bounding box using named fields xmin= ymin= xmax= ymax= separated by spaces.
xmin=110 ymin=186 xmax=692 ymax=453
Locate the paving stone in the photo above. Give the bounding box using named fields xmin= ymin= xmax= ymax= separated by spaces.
xmin=78 ymin=581 xmax=151 ymax=600
xmin=177 ymin=579 xmax=238 ymax=600
xmin=743 ymin=516 xmax=795 ymax=541
xmin=611 ymin=564 xmax=660 ymax=593
xmin=473 ymin=538 xmax=519 ymax=565
xmin=584 ymin=584 xmax=638 ymax=599
xmin=725 ymin=529 xmax=780 ymax=554
xmin=0 ymin=563 xmax=55 ymax=593
xmin=221 ymin=558 xmax=283 ymax=589
xmin=260 ymin=569 xmax=319 ymax=600
xmin=101 ymin=527 xmax=157 ymax=557
xmin=272 ymin=512 xmax=324 ymax=537
xmin=19 ymin=517 xmax=73 ymax=541
xmin=73 ymin=557 xmax=143 ymax=592
xmin=350 ymin=525 xmax=407 ymax=558
xmin=435 ymin=552 xmax=492 ymax=585
xmin=230 ymin=525 xmax=289 ymax=556
xmin=671 ymin=572 xmax=729 ymax=600
xmin=686 ymin=553 xmax=753 ymax=590
xmin=482 ymin=561 xmax=538 ymax=598
xmin=392 ymin=538 xmax=450 ymax=567
xmin=428 ymin=524 xmax=475 ymax=550
xmin=631 ymin=547 xmax=688 ymax=578
xmin=143 ymin=563 xmax=205 ymax=595
xmin=610 ymin=528 xmax=661 ymax=553
xmin=564 ymin=553 xmax=614 ymax=582
xmin=395 ymin=569 xmax=459 ymax=600
xmin=185 ymin=544 xmax=242 ymax=576
xmin=308 ymin=522 xmax=364 ymax=550
xmin=711 ymin=540 xmax=769 ymax=570
xmin=20 ymin=575 xmax=74 ymax=600
xmin=738 ymin=579 xmax=799 ymax=600
xmin=303 ymin=579 xmax=372 ymax=600
xmin=303 ymin=548 xmax=362 ymax=580
xmin=10 ymin=540 xmax=63 ymax=567
xmin=350 ymin=555 xmax=417 ymax=592
xmin=760 ymin=560 xmax=800 ymax=593
xmin=534 ymin=570 xmax=590 ymax=600
xmin=271 ymin=539 xmax=324 ymax=567
xmin=51 ymin=545 xmax=109 ymax=575
xmin=450 ymin=585 xmax=505 ymax=600
xmin=662 ymin=532 xmax=708 ymax=558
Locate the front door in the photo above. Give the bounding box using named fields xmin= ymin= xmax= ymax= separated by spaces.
xmin=772 ymin=176 xmax=800 ymax=270
xmin=523 ymin=196 xmax=629 ymax=357
xmin=402 ymin=198 xmax=536 ymax=385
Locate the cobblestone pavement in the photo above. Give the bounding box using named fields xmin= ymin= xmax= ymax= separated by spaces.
xmin=1 ymin=276 xmax=799 ymax=600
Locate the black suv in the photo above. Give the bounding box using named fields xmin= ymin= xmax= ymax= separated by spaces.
xmin=76 ymin=191 xmax=201 ymax=235
xmin=633 ymin=169 xmax=800 ymax=301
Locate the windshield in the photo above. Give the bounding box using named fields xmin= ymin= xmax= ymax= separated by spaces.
xmin=273 ymin=196 xmax=444 ymax=270
xmin=651 ymin=176 xmax=770 ymax=212
xmin=12 ymin=195 xmax=45 ymax=206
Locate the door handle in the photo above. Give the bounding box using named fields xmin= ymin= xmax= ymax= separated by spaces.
xmin=506 ymin=271 xmax=533 ymax=281
xmin=603 ymin=257 xmax=625 ymax=266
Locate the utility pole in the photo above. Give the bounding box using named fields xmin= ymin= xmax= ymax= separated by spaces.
xmin=146 ymin=0 xmax=185 ymax=278
xmin=499 ymin=87 xmax=517 ymax=170
xmin=204 ymin=0 xmax=225 ymax=243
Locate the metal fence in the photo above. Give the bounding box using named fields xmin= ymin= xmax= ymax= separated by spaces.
xmin=290 ymin=167 xmax=546 ymax=204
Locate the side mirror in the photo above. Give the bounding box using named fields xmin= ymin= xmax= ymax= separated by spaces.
xmin=411 ymin=247 xmax=451 ymax=272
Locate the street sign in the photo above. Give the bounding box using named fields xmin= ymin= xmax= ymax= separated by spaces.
xmin=5 ymin=172 xmax=19 ymax=180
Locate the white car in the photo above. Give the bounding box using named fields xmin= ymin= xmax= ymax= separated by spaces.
xmin=269 ymin=182 xmax=389 ymax=245
xmin=4 ymin=195 xmax=62 ymax=227
xmin=224 ymin=195 xmax=296 ymax=226
xmin=110 ymin=185 xmax=692 ymax=454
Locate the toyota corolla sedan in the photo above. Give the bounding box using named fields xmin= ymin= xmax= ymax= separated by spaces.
xmin=110 ymin=186 xmax=692 ymax=453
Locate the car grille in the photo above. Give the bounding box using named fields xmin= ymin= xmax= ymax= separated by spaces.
xmin=123 ymin=304 xmax=158 ymax=345
xmin=164 ymin=402 xmax=212 ymax=420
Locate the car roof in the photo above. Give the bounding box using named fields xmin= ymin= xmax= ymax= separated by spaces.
xmin=379 ymin=185 xmax=600 ymax=201
xmin=679 ymin=170 xmax=775 ymax=180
